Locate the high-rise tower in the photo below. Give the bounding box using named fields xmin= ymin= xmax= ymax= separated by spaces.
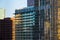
xmin=27 ymin=0 xmax=58 ymax=40
xmin=15 ymin=0 xmax=58 ymax=40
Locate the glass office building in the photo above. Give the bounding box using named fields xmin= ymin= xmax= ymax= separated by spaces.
xmin=15 ymin=6 xmax=37 ymax=40
xmin=15 ymin=0 xmax=58 ymax=40
xmin=27 ymin=0 xmax=58 ymax=40
xmin=27 ymin=0 xmax=34 ymax=6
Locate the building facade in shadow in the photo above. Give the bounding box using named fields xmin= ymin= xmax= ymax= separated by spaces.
xmin=0 ymin=18 xmax=12 ymax=40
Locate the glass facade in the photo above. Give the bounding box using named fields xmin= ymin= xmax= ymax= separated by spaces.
xmin=38 ymin=0 xmax=57 ymax=40
xmin=15 ymin=6 xmax=36 ymax=40
xmin=27 ymin=0 xmax=34 ymax=6
xmin=15 ymin=0 xmax=58 ymax=40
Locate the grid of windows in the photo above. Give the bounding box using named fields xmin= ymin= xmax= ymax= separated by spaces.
xmin=15 ymin=0 xmax=58 ymax=40
xmin=15 ymin=6 xmax=36 ymax=40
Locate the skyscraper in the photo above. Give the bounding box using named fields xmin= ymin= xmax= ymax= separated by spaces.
xmin=27 ymin=0 xmax=35 ymax=6
xmin=27 ymin=0 xmax=58 ymax=40
xmin=15 ymin=6 xmax=37 ymax=40
xmin=15 ymin=0 xmax=58 ymax=40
